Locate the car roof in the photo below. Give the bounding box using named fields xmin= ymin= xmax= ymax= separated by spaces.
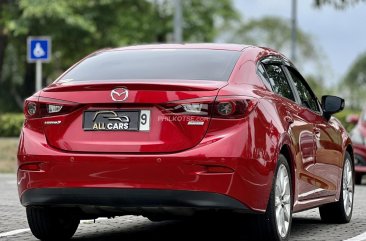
xmin=110 ymin=43 xmax=250 ymax=52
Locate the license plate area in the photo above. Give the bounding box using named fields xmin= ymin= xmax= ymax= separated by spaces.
xmin=83 ymin=110 xmax=150 ymax=131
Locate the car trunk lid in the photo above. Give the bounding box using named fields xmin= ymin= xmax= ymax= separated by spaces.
xmin=41 ymin=80 xmax=226 ymax=153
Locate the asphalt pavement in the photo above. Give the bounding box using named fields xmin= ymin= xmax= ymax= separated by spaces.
xmin=0 ymin=174 xmax=365 ymax=241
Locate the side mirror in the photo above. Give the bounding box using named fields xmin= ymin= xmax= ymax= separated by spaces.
xmin=321 ymin=95 xmax=345 ymax=121
xmin=346 ymin=114 xmax=359 ymax=125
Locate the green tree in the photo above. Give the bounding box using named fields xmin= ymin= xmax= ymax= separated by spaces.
xmin=341 ymin=52 xmax=366 ymax=109
xmin=226 ymin=16 xmax=323 ymax=67
xmin=314 ymin=0 xmax=365 ymax=8
xmin=0 ymin=0 xmax=238 ymax=112
xmin=306 ymin=75 xmax=328 ymax=98
xmin=343 ymin=52 xmax=366 ymax=86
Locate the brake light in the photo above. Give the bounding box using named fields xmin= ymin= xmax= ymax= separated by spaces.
xmin=213 ymin=96 xmax=256 ymax=119
xmin=27 ymin=102 xmax=37 ymax=115
xmin=161 ymin=96 xmax=257 ymax=119
xmin=216 ymin=102 xmax=234 ymax=116
xmin=24 ymin=97 xmax=79 ymax=118
xmin=161 ymin=97 xmax=214 ymax=116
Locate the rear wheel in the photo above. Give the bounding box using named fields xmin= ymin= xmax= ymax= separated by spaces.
xmin=319 ymin=152 xmax=354 ymax=223
xmin=251 ymin=154 xmax=292 ymax=241
xmin=26 ymin=207 xmax=80 ymax=241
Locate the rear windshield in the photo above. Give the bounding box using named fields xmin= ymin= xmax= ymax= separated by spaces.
xmin=59 ymin=49 xmax=241 ymax=82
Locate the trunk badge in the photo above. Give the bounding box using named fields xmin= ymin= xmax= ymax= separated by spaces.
xmin=44 ymin=121 xmax=61 ymax=125
xmin=111 ymin=88 xmax=128 ymax=102
xmin=188 ymin=121 xmax=204 ymax=126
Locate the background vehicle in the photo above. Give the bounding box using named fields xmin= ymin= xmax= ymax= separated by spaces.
xmin=348 ymin=112 xmax=366 ymax=184
xmin=18 ymin=44 xmax=354 ymax=241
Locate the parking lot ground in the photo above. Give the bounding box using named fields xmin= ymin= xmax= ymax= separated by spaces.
xmin=1 ymin=174 xmax=366 ymax=241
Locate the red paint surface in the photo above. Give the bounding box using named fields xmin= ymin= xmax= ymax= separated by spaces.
xmin=18 ymin=44 xmax=351 ymax=213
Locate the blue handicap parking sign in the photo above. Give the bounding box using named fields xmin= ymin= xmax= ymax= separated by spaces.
xmin=27 ymin=37 xmax=51 ymax=62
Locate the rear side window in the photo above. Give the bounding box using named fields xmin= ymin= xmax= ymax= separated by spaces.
xmin=59 ymin=49 xmax=241 ymax=82
xmin=257 ymin=64 xmax=273 ymax=91
xmin=262 ymin=64 xmax=295 ymax=102
xmin=287 ymin=67 xmax=320 ymax=112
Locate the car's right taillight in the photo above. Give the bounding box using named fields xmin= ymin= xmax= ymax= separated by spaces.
xmin=159 ymin=97 xmax=215 ymax=117
xmin=24 ymin=96 xmax=80 ymax=119
xmin=213 ymin=96 xmax=257 ymax=119
xmin=160 ymin=96 xmax=257 ymax=119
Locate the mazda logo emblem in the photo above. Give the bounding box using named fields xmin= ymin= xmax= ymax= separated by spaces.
xmin=111 ymin=88 xmax=128 ymax=102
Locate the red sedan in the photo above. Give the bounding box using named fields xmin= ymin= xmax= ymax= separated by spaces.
xmin=348 ymin=111 xmax=366 ymax=184
xmin=18 ymin=44 xmax=354 ymax=241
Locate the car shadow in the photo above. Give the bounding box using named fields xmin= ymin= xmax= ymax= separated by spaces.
xmin=73 ymin=215 xmax=258 ymax=241
xmin=72 ymin=214 xmax=327 ymax=241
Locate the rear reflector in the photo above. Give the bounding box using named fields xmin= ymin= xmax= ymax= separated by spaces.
xmin=19 ymin=163 xmax=42 ymax=171
xmin=204 ymin=165 xmax=234 ymax=173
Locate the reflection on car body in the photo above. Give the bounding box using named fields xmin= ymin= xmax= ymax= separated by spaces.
xmin=18 ymin=44 xmax=354 ymax=241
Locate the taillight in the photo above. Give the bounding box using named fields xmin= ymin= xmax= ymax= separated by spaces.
xmin=47 ymin=104 xmax=63 ymax=113
xmin=216 ymin=102 xmax=235 ymax=116
xmin=213 ymin=96 xmax=256 ymax=119
xmin=27 ymin=102 xmax=37 ymax=115
xmin=160 ymin=97 xmax=214 ymax=116
xmin=24 ymin=97 xmax=79 ymax=118
xmin=160 ymin=96 xmax=257 ymax=119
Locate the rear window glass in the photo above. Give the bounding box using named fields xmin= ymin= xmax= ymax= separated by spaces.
xmin=59 ymin=49 xmax=241 ymax=82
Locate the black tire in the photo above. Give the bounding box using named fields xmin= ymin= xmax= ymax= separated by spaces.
xmin=250 ymin=154 xmax=292 ymax=241
xmin=355 ymin=173 xmax=362 ymax=185
xmin=26 ymin=207 xmax=80 ymax=241
xmin=319 ymin=152 xmax=354 ymax=224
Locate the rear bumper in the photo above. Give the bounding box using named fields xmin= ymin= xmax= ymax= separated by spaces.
xmin=21 ymin=188 xmax=249 ymax=212
xmin=17 ymin=121 xmax=276 ymax=213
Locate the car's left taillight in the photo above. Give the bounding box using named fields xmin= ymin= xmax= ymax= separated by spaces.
xmin=24 ymin=96 xmax=80 ymax=119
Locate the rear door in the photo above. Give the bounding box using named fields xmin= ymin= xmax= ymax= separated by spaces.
xmin=285 ymin=66 xmax=342 ymax=197
xmin=260 ymin=60 xmax=318 ymax=201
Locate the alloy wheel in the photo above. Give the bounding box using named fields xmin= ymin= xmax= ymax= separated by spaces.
xmin=343 ymin=158 xmax=353 ymax=216
xmin=275 ymin=164 xmax=291 ymax=238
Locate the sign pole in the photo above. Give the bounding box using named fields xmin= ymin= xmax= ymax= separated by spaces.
xmin=35 ymin=60 xmax=42 ymax=92
xmin=291 ymin=0 xmax=297 ymax=62
xmin=174 ymin=0 xmax=183 ymax=43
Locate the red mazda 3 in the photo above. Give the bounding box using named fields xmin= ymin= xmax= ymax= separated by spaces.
xmin=18 ymin=44 xmax=354 ymax=241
